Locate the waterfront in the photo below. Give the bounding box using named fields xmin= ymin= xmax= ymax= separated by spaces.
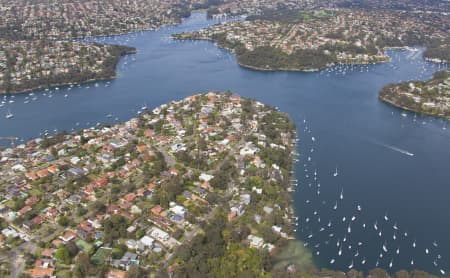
xmin=1 ymin=12 xmax=449 ymax=275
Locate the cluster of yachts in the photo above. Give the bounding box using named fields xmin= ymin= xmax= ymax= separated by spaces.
xmin=290 ymin=119 xmax=447 ymax=276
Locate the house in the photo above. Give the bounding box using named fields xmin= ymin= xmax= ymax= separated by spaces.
xmin=25 ymin=172 xmax=38 ymax=181
xmin=68 ymin=167 xmax=85 ymax=177
xmin=182 ymin=190 xmax=192 ymax=200
xmin=139 ymin=235 xmax=155 ymax=247
xmin=106 ymin=269 xmax=127 ymax=278
xmin=240 ymin=143 xmax=259 ymax=156
xmin=228 ymin=211 xmax=237 ymax=222
xmin=151 ymin=205 xmax=163 ymax=216
xmin=150 ymin=227 xmax=170 ymax=242
xmin=2 ymin=227 xmax=19 ymax=238
xmin=272 ymin=225 xmax=282 ymax=233
xmin=240 ymin=194 xmax=251 ymax=205
xmin=23 ymin=220 xmax=35 ymax=230
xmin=47 ymin=164 xmax=59 ymax=174
xmin=41 ymin=248 xmax=55 ymax=258
xmin=18 ymin=205 xmax=32 ymax=216
xmin=67 ymin=194 xmax=82 ymax=204
xmin=70 ymin=156 xmax=81 ymax=165
xmin=28 ymin=268 xmax=54 ymax=278
xmin=111 ymin=252 xmax=139 ymax=270
xmin=248 ymin=235 xmax=264 ymax=249
xmin=35 ymin=259 xmax=54 ymax=269
xmin=199 ymin=173 xmax=214 ymax=182
xmin=136 ymin=145 xmax=148 ymax=153
xmin=59 ymin=231 xmax=76 ymax=242
xmin=263 ymin=206 xmax=273 ymax=214
xmin=170 ymin=214 xmax=184 ymax=223
xmin=36 ymin=169 xmax=50 ymax=179
xmin=124 ymin=193 xmax=136 ymax=202
xmin=169 ymin=204 xmax=185 ymax=217
xmin=148 ymin=183 xmax=157 ymax=192
xmin=51 ymin=239 xmax=63 ymax=248
xmin=125 ymin=239 xmax=145 ymax=251
xmin=32 ymin=215 xmax=45 ymax=225
xmin=25 ymin=195 xmax=38 ymax=206
xmin=45 ymin=208 xmax=58 ymax=219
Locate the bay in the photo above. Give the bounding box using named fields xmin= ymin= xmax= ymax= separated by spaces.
xmin=1 ymin=12 xmax=449 ymax=275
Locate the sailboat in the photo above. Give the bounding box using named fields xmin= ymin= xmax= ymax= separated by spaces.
xmin=383 ymin=242 xmax=388 ymax=252
xmin=348 ymin=260 xmax=354 ymax=269
xmin=333 ymin=167 xmax=338 ymax=177
xmin=5 ymin=109 xmax=13 ymax=119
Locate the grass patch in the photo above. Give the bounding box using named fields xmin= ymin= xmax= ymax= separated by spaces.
xmin=91 ymin=247 xmax=112 ymax=265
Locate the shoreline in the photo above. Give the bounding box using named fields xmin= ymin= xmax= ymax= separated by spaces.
xmin=174 ymin=36 xmax=395 ymax=72
xmin=0 ymin=47 xmax=137 ymax=96
xmin=0 ymin=76 xmax=117 ymax=96
xmin=378 ymin=94 xmax=450 ymax=120
xmin=0 ymin=12 xmax=194 ymax=96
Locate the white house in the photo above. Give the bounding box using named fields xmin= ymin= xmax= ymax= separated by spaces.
xmin=139 ymin=236 xmax=155 ymax=247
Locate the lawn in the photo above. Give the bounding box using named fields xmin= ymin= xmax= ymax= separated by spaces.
xmin=76 ymin=239 xmax=93 ymax=254
xmin=91 ymin=247 xmax=112 ymax=265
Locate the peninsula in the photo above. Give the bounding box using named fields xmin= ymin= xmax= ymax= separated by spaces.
xmin=0 ymin=0 xmax=189 ymax=95
xmin=173 ymin=8 xmax=449 ymax=71
xmin=379 ymin=70 xmax=450 ymax=119
xmin=0 ymin=41 xmax=136 ymax=94
xmin=0 ymin=92 xmax=299 ymax=277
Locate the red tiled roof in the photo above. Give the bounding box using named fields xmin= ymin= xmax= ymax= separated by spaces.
xmin=18 ymin=205 xmax=32 ymax=215
xmin=151 ymin=205 xmax=163 ymax=216
xmin=124 ymin=193 xmax=136 ymax=202
xmin=106 ymin=269 xmax=127 ymax=278
xmin=36 ymin=169 xmax=50 ymax=178
xmin=32 ymin=215 xmax=45 ymax=224
xmin=41 ymin=248 xmax=55 ymax=257
xmin=28 ymin=268 xmax=54 ymax=278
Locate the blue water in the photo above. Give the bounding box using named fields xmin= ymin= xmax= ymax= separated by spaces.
xmin=1 ymin=12 xmax=449 ymax=276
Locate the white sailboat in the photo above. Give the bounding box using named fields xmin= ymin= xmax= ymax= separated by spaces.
xmin=348 ymin=260 xmax=354 ymax=269
xmin=5 ymin=109 xmax=13 ymax=119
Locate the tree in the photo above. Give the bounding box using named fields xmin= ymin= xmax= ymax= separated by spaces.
xmin=74 ymin=252 xmax=91 ymax=276
xmin=103 ymin=215 xmax=129 ymax=244
xmin=208 ymin=243 xmax=269 ymax=277
xmin=54 ymin=245 xmax=70 ymax=264
xmin=66 ymin=241 xmax=79 ymax=257
xmin=57 ymin=216 xmax=70 ymax=227
xmin=126 ymin=265 xmax=144 ymax=278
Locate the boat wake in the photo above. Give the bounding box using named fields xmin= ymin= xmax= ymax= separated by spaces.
xmin=383 ymin=144 xmax=414 ymax=157
xmin=368 ymin=139 xmax=414 ymax=157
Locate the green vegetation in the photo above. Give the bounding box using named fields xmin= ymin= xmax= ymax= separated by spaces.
xmin=237 ymin=46 xmax=334 ymax=71
xmin=379 ymin=70 xmax=450 ymax=119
